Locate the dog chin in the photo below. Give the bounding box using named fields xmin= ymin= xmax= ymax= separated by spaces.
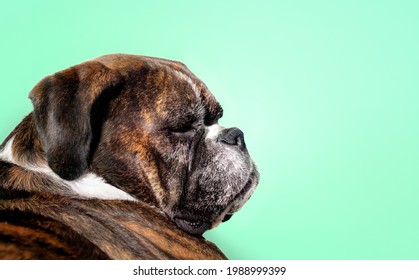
xmin=172 ymin=164 xmax=259 ymax=236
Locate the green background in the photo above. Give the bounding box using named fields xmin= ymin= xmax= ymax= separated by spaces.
xmin=1 ymin=1 xmax=418 ymax=259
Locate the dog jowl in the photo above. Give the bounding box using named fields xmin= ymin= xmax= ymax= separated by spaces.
xmin=0 ymin=54 xmax=259 ymax=259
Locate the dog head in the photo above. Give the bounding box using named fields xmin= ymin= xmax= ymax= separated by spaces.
xmin=28 ymin=54 xmax=259 ymax=235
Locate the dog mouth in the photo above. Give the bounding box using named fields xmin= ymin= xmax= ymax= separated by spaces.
xmin=172 ymin=160 xmax=259 ymax=236
xmin=173 ymin=212 xmax=234 ymax=236
xmin=174 ymin=217 xmax=211 ymax=236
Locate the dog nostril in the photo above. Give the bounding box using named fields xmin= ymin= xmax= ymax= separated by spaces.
xmin=217 ymin=127 xmax=246 ymax=149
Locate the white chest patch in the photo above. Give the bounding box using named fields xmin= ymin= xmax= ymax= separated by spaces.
xmin=67 ymin=173 xmax=137 ymax=201
xmin=0 ymin=136 xmax=15 ymax=163
xmin=0 ymin=136 xmax=136 ymax=201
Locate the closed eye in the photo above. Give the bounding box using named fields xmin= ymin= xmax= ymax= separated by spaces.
xmin=170 ymin=124 xmax=195 ymax=134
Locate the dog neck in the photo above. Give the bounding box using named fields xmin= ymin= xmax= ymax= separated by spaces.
xmin=0 ymin=114 xmax=138 ymax=202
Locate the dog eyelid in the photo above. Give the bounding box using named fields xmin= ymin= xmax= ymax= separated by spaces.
xmin=170 ymin=124 xmax=195 ymax=134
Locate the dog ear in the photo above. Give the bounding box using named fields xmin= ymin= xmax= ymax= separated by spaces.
xmin=29 ymin=61 xmax=122 ymax=180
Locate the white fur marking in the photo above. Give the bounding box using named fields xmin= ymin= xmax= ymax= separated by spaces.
xmin=0 ymin=135 xmax=136 ymax=201
xmin=206 ymin=124 xmax=224 ymax=140
xmin=174 ymin=70 xmax=201 ymax=101
xmin=67 ymin=173 xmax=137 ymax=201
xmin=0 ymin=136 xmax=15 ymax=163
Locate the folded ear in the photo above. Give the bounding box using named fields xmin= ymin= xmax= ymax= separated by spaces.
xmin=29 ymin=61 xmax=122 ymax=180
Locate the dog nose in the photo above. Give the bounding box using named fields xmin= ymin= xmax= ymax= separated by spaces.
xmin=217 ymin=127 xmax=246 ymax=150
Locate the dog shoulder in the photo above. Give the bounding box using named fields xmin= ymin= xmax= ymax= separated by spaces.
xmin=0 ymin=192 xmax=226 ymax=260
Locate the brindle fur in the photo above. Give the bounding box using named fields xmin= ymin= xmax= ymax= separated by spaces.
xmin=0 ymin=189 xmax=225 ymax=259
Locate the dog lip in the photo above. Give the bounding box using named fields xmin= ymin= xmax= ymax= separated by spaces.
xmin=173 ymin=210 xmax=213 ymax=235
xmin=222 ymin=214 xmax=233 ymax=222
xmin=174 ymin=217 xmax=211 ymax=236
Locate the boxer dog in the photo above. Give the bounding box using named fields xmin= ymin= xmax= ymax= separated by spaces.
xmin=0 ymin=54 xmax=259 ymax=259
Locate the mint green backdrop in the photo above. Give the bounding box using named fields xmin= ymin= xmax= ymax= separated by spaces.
xmin=1 ymin=1 xmax=418 ymax=259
